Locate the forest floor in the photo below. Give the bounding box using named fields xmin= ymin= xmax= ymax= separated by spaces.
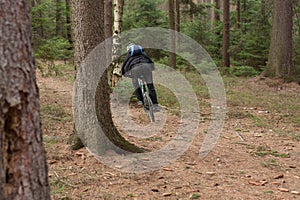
xmin=38 ymin=63 xmax=300 ymax=200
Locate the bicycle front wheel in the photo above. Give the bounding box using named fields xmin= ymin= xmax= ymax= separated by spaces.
xmin=143 ymin=92 xmax=155 ymax=122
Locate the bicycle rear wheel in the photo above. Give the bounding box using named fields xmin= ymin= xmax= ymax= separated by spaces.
xmin=143 ymin=92 xmax=155 ymax=122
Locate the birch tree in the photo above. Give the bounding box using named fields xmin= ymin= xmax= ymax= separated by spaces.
xmin=111 ymin=0 xmax=125 ymax=87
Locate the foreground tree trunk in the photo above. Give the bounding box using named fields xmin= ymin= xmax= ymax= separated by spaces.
xmin=0 ymin=0 xmax=50 ymax=199
xmin=222 ymin=0 xmax=230 ymax=67
xmin=264 ymin=0 xmax=294 ymax=79
xmin=71 ymin=0 xmax=143 ymax=152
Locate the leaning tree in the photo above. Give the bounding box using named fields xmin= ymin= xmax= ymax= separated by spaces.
xmin=70 ymin=0 xmax=143 ymax=152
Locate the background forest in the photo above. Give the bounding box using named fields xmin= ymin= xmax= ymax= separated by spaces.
xmin=30 ymin=0 xmax=300 ymax=81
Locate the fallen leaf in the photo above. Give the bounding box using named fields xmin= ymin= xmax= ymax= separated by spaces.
xmin=274 ymin=174 xmax=284 ymax=179
xmin=278 ymin=188 xmax=289 ymax=192
xmin=48 ymin=160 xmax=57 ymax=165
xmin=248 ymin=181 xmax=261 ymax=186
xmin=260 ymin=181 xmax=268 ymax=186
xmin=163 ymin=168 xmax=173 ymax=171
xmin=272 ymin=182 xmax=280 ymax=185
xmin=162 ymin=192 xmax=172 ymax=196
xmin=206 ymin=172 xmax=216 ymax=175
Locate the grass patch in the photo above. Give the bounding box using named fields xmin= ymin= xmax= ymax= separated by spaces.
xmin=254 ymin=146 xmax=290 ymax=158
xmin=249 ymin=114 xmax=266 ymax=127
xmin=261 ymin=159 xmax=280 ymax=168
xmin=145 ymin=137 xmax=163 ymax=142
xmin=264 ymin=190 xmax=274 ymax=194
xmin=41 ymin=103 xmax=70 ymax=130
xmin=50 ymin=179 xmax=66 ymax=196
xmin=190 ymin=193 xmax=201 ymax=199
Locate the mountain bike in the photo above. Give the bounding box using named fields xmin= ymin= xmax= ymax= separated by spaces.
xmin=138 ymin=75 xmax=155 ymax=122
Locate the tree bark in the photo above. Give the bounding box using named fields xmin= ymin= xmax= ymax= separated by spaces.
xmin=222 ymin=0 xmax=230 ymax=67
xmin=169 ymin=0 xmax=176 ymax=68
xmin=264 ymin=0 xmax=294 ymax=78
xmin=105 ymin=0 xmax=113 ymax=39
xmin=0 ymin=0 xmax=50 ymax=199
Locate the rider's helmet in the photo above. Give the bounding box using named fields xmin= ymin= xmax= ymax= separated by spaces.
xmin=127 ymin=43 xmax=143 ymax=56
xmin=127 ymin=43 xmax=135 ymax=51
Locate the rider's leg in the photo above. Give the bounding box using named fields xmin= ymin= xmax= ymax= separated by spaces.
xmin=142 ymin=66 xmax=159 ymax=105
xmin=130 ymin=67 xmax=144 ymax=103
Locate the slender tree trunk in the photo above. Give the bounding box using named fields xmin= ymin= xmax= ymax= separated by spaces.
xmin=214 ymin=0 xmax=221 ymax=22
xmin=175 ymin=0 xmax=180 ymax=33
xmin=110 ymin=0 xmax=124 ymax=87
xmin=56 ymin=0 xmax=64 ymax=36
xmin=0 ymin=0 xmax=50 ymax=199
xmin=264 ymin=0 xmax=294 ymax=78
xmin=236 ymin=0 xmax=241 ymax=28
xmin=65 ymin=0 xmax=72 ymax=45
xmin=208 ymin=0 xmax=216 ymax=29
xmin=169 ymin=0 xmax=176 ymax=68
xmin=175 ymin=0 xmax=180 ymax=47
xmin=242 ymin=0 xmax=247 ymax=32
xmin=222 ymin=0 xmax=230 ymax=67
xmin=37 ymin=0 xmax=44 ymax=38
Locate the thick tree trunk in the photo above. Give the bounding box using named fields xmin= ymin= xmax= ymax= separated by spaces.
xmin=0 ymin=0 xmax=50 ymax=199
xmin=169 ymin=0 xmax=176 ymax=68
xmin=222 ymin=0 xmax=230 ymax=67
xmin=71 ymin=0 xmax=143 ymax=152
xmin=264 ymin=0 xmax=294 ymax=78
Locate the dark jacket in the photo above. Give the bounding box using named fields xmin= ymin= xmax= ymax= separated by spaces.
xmin=121 ymin=52 xmax=155 ymax=77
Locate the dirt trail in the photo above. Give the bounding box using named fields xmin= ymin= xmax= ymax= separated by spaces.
xmin=38 ymin=71 xmax=300 ymax=200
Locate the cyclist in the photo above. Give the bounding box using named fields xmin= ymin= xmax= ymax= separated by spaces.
xmin=121 ymin=43 xmax=161 ymax=112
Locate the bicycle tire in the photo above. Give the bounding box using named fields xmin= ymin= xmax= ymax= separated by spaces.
xmin=143 ymin=92 xmax=155 ymax=122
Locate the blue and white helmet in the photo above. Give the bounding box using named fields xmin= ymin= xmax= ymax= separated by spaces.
xmin=127 ymin=43 xmax=143 ymax=56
